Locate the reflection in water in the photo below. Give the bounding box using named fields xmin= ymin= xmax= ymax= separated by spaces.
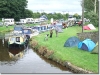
xmin=8 ymin=47 xmax=25 ymax=61
xmin=0 ymin=38 xmax=26 ymax=65
xmin=0 ymin=33 xmax=72 ymax=73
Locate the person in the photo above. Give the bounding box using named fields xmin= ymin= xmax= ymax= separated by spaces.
xmin=55 ymin=26 xmax=58 ymax=37
xmin=55 ymin=29 xmax=58 ymax=37
xmin=50 ymin=29 xmax=53 ymax=38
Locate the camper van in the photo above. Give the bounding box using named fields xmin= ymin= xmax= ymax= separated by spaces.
xmin=3 ymin=18 xmax=15 ymax=25
xmin=26 ymin=18 xmax=34 ymax=24
xmin=20 ymin=19 xmax=26 ymax=24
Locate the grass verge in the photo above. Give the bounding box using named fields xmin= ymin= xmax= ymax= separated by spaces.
xmin=0 ymin=26 xmax=14 ymax=33
xmin=30 ymin=25 xmax=98 ymax=73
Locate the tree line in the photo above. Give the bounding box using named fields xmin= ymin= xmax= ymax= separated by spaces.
xmin=0 ymin=0 xmax=99 ymax=27
xmin=0 ymin=0 xmax=81 ymax=21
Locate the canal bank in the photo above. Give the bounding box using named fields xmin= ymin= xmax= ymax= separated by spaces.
xmin=29 ymin=39 xmax=94 ymax=74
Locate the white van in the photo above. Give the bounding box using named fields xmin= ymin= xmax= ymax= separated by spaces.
xmin=4 ymin=18 xmax=15 ymax=25
xmin=26 ymin=18 xmax=34 ymax=24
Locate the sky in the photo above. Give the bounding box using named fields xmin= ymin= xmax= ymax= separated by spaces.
xmin=27 ymin=0 xmax=82 ymax=15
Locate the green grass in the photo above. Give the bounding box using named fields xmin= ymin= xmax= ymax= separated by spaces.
xmin=32 ymin=26 xmax=98 ymax=73
xmin=0 ymin=25 xmax=14 ymax=33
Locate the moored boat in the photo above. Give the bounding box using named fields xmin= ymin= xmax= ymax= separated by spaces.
xmin=22 ymin=28 xmax=39 ymax=38
xmin=8 ymin=33 xmax=28 ymax=48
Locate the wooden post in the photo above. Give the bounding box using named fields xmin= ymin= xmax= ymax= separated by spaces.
xmin=82 ymin=0 xmax=84 ymax=33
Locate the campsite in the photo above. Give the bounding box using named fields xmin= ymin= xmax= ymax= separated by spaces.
xmin=0 ymin=17 xmax=99 ymax=73
xmin=30 ymin=24 xmax=98 ymax=73
xmin=0 ymin=0 xmax=99 ymax=73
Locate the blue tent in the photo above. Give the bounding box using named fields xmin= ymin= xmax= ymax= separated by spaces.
xmin=64 ymin=36 xmax=80 ymax=47
xmin=78 ymin=39 xmax=96 ymax=52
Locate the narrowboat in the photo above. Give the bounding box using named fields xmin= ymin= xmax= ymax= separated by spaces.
xmin=22 ymin=28 xmax=39 ymax=38
xmin=8 ymin=34 xmax=28 ymax=48
xmin=13 ymin=25 xmax=23 ymax=34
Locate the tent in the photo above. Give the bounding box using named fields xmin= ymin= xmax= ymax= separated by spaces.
xmin=83 ymin=26 xmax=91 ymax=30
xmin=87 ymin=24 xmax=96 ymax=30
xmin=78 ymin=39 xmax=96 ymax=52
xmin=91 ymin=45 xmax=98 ymax=54
xmin=64 ymin=36 xmax=80 ymax=47
xmin=91 ymin=42 xmax=98 ymax=54
xmin=83 ymin=24 xmax=96 ymax=30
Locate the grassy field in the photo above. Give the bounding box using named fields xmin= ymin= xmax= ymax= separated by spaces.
xmin=31 ymin=25 xmax=98 ymax=73
xmin=0 ymin=25 xmax=14 ymax=33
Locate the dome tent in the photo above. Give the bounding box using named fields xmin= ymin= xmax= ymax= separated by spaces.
xmin=64 ymin=36 xmax=80 ymax=47
xmin=91 ymin=42 xmax=98 ymax=54
xmin=78 ymin=39 xmax=96 ymax=52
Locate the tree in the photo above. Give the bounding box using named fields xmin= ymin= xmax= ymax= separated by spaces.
xmin=82 ymin=0 xmax=99 ymax=27
xmin=84 ymin=0 xmax=99 ymax=14
xmin=73 ymin=13 xmax=81 ymax=19
xmin=86 ymin=11 xmax=98 ymax=27
xmin=24 ymin=9 xmax=33 ymax=18
xmin=0 ymin=0 xmax=28 ymax=21
xmin=33 ymin=12 xmax=41 ymax=18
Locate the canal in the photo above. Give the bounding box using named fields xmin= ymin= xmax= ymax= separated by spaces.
xmin=0 ymin=33 xmax=72 ymax=74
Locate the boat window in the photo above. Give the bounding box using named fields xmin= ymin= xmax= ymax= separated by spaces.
xmin=23 ymin=29 xmax=32 ymax=34
xmin=23 ymin=30 xmax=28 ymax=33
xmin=10 ymin=37 xmax=15 ymax=42
xmin=16 ymin=37 xmax=20 ymax=42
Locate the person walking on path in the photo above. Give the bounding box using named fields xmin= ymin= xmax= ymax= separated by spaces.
xmin=50 ymin=29 xmax=53 ymax=38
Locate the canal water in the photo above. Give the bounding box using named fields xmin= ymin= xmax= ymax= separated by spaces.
xmin=0 ymin=33 xmax=72 ymax=74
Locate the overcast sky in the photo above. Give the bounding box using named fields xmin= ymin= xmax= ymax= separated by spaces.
xmin=27 ymin=0 xmax=82 ymax=15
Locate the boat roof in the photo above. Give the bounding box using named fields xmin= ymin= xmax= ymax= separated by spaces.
xmin=9 ymin=33 xmax=24 ymax=37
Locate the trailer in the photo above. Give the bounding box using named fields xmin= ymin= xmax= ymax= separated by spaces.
xmin=3 ymin=18 xmax=15 ymax=26
xmin=26 ymin=18 xmax=34 ymax=24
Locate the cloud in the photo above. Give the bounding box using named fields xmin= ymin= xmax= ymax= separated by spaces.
xmin=27 ymin=0 xmax=82 ymax=15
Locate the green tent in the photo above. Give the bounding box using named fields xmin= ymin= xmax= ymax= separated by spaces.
xmin=91 ymin=42 xmax=98 ymax=54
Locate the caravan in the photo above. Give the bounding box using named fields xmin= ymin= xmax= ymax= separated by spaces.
xmin=26 ymin=18 xmax=34 ymax=24
xmin=20 ymin=19 xmax=26 ymax=24
xmin=3 ymin=18 xmax=15 ymax=25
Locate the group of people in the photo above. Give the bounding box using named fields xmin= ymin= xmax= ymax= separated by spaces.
xmin=44 ymin=27 xmax=58 ymax=41
xmin=50 ymin=27 xmax=58 ymax=38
